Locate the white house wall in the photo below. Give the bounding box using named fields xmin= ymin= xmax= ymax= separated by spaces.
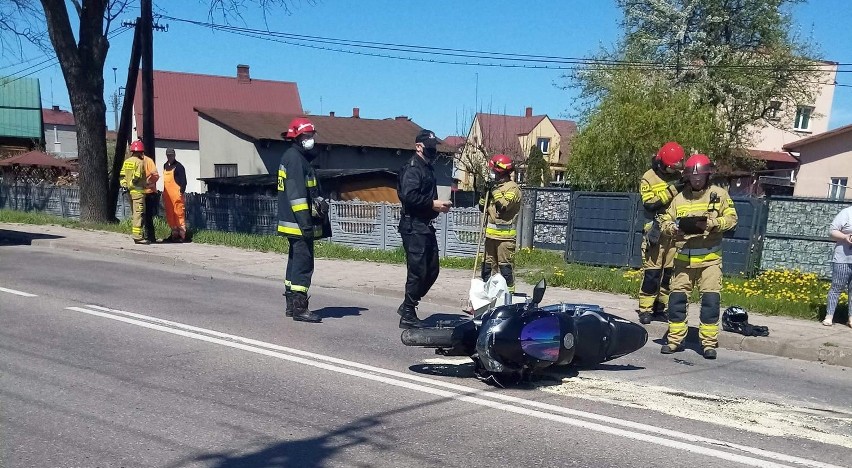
xmin=43 ymin=124 xmax=77 ymax=158
xmin=752 ymin=64 xmax=837 ymax=152
xmin=198 ymin=116 xmax=267 ymax=185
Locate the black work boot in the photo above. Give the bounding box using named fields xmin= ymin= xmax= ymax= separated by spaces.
xmin=291 ymin=293 xmax=321 ymax=323
xmin=284 ymin=291 xmax=294 ymax=317
xmin=703 ymin=348 xmax=717 ymax=359
xmin=397 ymin=304 xmax=423 ymax=329
xmin=660 ymin=344 xmax=683 ymax=354
xmin=639 ymin=312 xmax=652 ymax=325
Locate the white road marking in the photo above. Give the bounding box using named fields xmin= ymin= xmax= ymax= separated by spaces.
xmin=0 ymin=287 xmax=37 ymax=297
xmin=69 ymin=305 xmax=843 ymax=468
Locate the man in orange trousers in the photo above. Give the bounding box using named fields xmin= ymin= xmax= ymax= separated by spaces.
xmin=163 ymin=148 xmax=188 ymax=242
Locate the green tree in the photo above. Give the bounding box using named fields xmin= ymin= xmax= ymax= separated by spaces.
xmin=569 ymin=0 xmax=824 ymax=170
xmin=525 ymin=144 xmax=551 ymax=188
xmin=567 ymin=70 xmax=717 ymax=192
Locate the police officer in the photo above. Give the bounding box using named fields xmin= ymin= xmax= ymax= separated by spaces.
xmin=638 ymin=142 xmax=686 ymax=324
xmin=396 ymin=129 xmax=452 ymax=329
xmin=122 ymin=140 xmax=148 ymax=244
xmin=479 ymin=154 xmax=522 ymax=293
xmin=659 ymin=154 xmax=738 ymax=359
xmin=278 ymin=117 xmax=331 ymax=323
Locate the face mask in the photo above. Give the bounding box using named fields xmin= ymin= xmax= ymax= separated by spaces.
xmin=423 ymin=146 xmax=438 ymax=161
xmin=301 ymin=138 xmax=315 ymax=151
xmin=488 ymin=171 xmax=497 ymax=181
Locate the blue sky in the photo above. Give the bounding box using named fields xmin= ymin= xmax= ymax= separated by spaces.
xmin=6 ymin=0 xmax=852 ymax=139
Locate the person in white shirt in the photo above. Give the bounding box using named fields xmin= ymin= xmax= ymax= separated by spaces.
xmin=823 ymin=206 xmax=852 ymax=327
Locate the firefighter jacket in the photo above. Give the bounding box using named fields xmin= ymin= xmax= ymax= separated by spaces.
xmin=659 ymin=184 xmax=738 ymax=268
xmin=480 ymin=179 xmax=521 ymax=241
xmin=397 ymin=155 xmax=439 ymax=231
xmin=277 ymin=145 xmax=331 ymax=240
xmin=640 ymin=167 xmax=683 ymax=232
xmin=120 ymin=156 xmax=145 ymax=194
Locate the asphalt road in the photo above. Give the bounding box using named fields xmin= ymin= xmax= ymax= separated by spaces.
xmin=1 ymin=245 xmax=850 ymax=468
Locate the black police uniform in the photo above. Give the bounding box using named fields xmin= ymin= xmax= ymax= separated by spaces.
xmin=397 ymin=131 xmax=441 ymax=328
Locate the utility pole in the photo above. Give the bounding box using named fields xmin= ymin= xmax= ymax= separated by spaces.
xmin=141 ymin=0 xmax=154 ymax=161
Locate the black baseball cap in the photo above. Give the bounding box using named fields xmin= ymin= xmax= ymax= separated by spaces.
xmin=415 ymin=129 xmax=438 ymax=147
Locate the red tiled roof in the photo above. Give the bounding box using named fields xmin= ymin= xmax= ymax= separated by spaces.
xmin=42 ymin=107 xmax=75 ymax=126
xmin=442 ymin=135 xmax=466 ymax=149
xmin=475 ymin=113 xmax=578 ymax=159
xmin=195 ymin=108 xmax=456 ymax=153
xmin=134 ymin=68 xmax=303 ymax=142
xmin=747 ymin=149 xmax=799 ymax=163
xmin=782 ymin=123 xmax=852 ymax=150
xmin=0 ymin=150 xmax=72 ymax=169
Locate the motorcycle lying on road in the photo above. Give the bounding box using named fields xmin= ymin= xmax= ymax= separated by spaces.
xmin=401 ymin=279 xmax=648 ymax=387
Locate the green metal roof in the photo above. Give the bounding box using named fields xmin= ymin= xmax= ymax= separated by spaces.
xmin=0 ymin=76 xmax=43 ymax=139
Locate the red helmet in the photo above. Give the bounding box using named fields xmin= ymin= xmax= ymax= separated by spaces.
xmin=284 ymin=117 xmax=316 ymax=139
xmin=488 ymin=154 xmax=513 ymax=173
xmin=685 ymin=153 xmax=714 ymax=175
xmin=656 ymin=141 xmax=685 ymax=168
xmin=129 ymin=140 xmax=145 ymax=153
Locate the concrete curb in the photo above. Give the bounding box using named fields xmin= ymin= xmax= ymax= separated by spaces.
xmin=6 ymin=230 xmax=852 ymax=368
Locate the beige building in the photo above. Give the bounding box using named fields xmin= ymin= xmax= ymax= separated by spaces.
xmin=752 ymin=61 xmax=838 ymax=153
xmin=783 ymin=123 xmax=852 ymax=199
xmin=456 ymin=107 xmax=576 ymax=189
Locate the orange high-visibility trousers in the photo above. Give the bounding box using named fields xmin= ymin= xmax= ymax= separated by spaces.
xmin=163 ymin=168 xmax=186 ymax=239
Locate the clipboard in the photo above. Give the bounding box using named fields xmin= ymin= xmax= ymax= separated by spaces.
xmin=678 ymin=216 xmax=708 ymax=234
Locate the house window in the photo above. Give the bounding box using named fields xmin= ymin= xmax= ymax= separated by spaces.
xmin=828 ymin=177 xmax=848 ymax=200
xmin=794 ymin=106 xmax=813 ymax=131
xmin=214 ymin=164 xmax=238 ymax=178
xmin=537 ymin=137 xmax=550 ymax=154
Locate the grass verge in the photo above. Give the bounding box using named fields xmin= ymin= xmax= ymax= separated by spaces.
xmin=0 ymin=209 xmax=834 ymax=320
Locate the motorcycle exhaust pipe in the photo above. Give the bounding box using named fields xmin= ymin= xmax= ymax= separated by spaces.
xmin=400 ymin=327 xmax=456 ymax=347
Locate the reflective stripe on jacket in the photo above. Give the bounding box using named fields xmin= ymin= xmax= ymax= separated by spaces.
xmin=276 ymin=145 xmax=329 ymax=239
xmin=485 ymin=179 xmax=521 ymax=240
xmin=660 ymin=185 xmax=738 ymax=268
xmin=120 ymin=157 xmax=145 ymax=194
xmin=640 ymin=167 xmax=681 ymax=232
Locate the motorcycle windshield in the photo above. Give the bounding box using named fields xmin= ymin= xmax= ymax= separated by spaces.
xmin=520 ymin=316 xmax=561 ymax=362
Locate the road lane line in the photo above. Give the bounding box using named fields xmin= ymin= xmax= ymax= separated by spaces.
xmin=69 ymin=305 xmax=841 ymax=468
xmin=83 ymin=304 xmax=844 ymax=468
xmin=0 ymin=287 xmax=37 ymax=297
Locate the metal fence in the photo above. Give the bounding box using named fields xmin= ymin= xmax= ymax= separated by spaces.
xmin=0 ymin=184 xmax=482 ymax=258
xmin=1 ymin=182 xmax=846 ymax=275
xmin=522 ymin=187 xmax=767 ymax=276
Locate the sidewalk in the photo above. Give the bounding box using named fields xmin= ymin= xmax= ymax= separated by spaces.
xmin=3 ymin=222 xmax=852 ymax=368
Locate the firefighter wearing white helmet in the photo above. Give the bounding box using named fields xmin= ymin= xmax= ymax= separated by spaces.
xmin=659 ymin=153 xmax=737 ymax=359
xmin=277 ymin=117 xmax=331 ymax=323
xmin=637 ymin=141 xmax=686 ymax=324
xmin=479 ymin=154 xmax=522 ymax=293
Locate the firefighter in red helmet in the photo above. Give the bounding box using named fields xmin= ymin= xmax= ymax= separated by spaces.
xmin=637 ymin=142 xmax=686 ymax=324
xmin=479 ymin=154 xmax=522 ymax=293
xmin=121 ymin=140 xmax=148 ymax=244
xmin=659 ymin=153 xmax=738 ymax=359
xmin=277 ymin=117 xmax=331 ymax=323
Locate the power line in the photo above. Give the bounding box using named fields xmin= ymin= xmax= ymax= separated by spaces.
xmin=1 ymin=26 xmax=131 ymax=87
xmin=161 ymin=14 xmax=851 ymax=74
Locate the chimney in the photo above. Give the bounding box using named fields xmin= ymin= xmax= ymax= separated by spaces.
xmin=395 ymin=115 xmax=409 ymax=121
xmin=52 ymin=105 xmax=60 ymax=111
xmin=525 ymin=106 xmax=533 ymax=117
xmin=329 ymin=111 xmax=335 ymax=117
xmin=236 ymin=64 xmax=250 ymax=83
xmin=353 ymin=107 xmax=360 ymax=118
